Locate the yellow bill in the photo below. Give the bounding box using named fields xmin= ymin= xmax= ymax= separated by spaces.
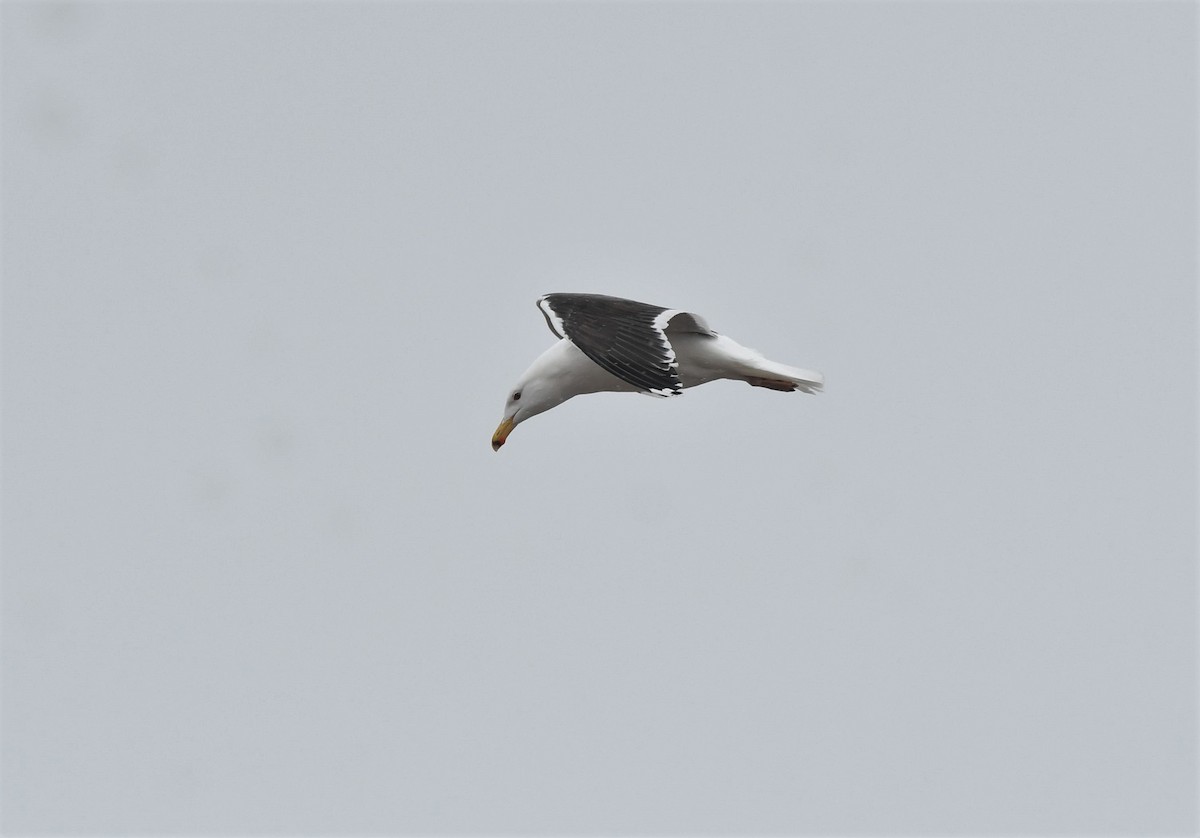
xmin=492 ymin=417 xmax=515 ymax=451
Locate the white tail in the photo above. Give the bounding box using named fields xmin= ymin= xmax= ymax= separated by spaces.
xmin=674 ymin=332 xmax=824 ymax=393
xmin=745 ymin=356 xmax=824 ymax=393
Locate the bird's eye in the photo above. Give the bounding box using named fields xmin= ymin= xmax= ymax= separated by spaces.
xmin=512 ymin=392 xmax=521 ymax=401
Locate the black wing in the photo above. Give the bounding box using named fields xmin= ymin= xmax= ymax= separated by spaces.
xmin=537 ymin=293 xmax=693 ymax=396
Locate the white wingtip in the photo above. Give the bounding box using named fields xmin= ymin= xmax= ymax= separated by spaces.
xmin=536 ymin=295 xmax=566 ymax=338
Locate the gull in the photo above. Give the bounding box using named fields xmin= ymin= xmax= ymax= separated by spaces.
xmin=492 ymin=293 xmax=823 ymax=450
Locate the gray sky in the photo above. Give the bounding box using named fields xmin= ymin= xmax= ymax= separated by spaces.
xmin=2 ymin=1 xmax=1196 ymax=834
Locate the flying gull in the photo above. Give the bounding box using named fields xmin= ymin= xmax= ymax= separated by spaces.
xmin=492 ymin=293 xmax=823 ymax=450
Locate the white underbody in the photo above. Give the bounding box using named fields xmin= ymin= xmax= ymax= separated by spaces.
xmin=533 ymin=333 xmax=823 ymax=398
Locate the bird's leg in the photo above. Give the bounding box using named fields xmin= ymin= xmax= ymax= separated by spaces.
xmin=745 ymin=376 xmax=799 ymax=392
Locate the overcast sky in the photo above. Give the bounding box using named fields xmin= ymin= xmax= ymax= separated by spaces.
xmin=2 ymin=1 xmax=1196 ymax=835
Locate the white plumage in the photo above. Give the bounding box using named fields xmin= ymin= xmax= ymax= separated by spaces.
xmin=492 ymin=293 xmax=823 ymax=450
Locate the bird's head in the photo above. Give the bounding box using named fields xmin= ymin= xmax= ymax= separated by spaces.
xmin=492 ymin=357 xmax=571 ymax=451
